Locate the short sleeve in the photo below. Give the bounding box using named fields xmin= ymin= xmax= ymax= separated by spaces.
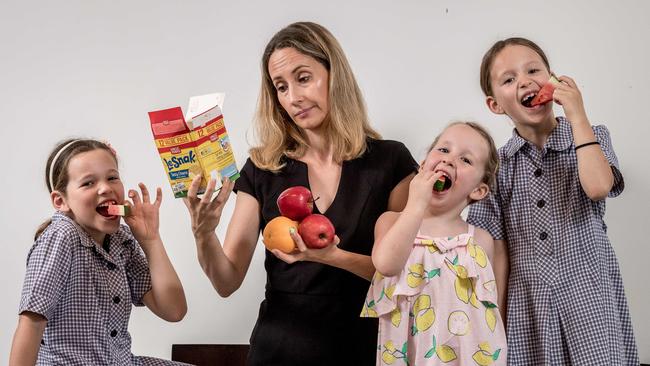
xmin=389 ymin=141 xmax=418 ymax=187
xmin=593 ymin=125 xmax=624 ymax=197
xmin=19 ymin=226 xmax=74 ymax=319
xmin=233 ymin=158 xmax=258 ymax=199
xmin=467 ymin=187 xmax=506 ymax=241
xmin=126 ymin=239 xmax=152 ymax=307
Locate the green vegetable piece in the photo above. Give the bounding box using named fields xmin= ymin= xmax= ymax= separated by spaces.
xmin=433 ymin=176 xmax=446 ymax=191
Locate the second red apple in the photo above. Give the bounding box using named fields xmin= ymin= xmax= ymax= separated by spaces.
xmin=298 ymin=214 xmax=336 ymax=249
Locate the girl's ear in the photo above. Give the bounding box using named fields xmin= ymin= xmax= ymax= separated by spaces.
xmin=51 ymin=191 xmax=70 ymax=212
xmin=469 ymin=182 xmax=490 ymax=202
xmin=486 ymin=96 xmax=505 ymax=115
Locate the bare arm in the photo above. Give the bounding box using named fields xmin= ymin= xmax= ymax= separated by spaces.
xmin=272 ymin=173 xmax=415 ymax=281
xmin=9 ymin=312 xmax=47 ymax=366
xmin=370 ymin=211 xmax=416 ymax=276
xmin=387 ymin=173 xmax=415 ymax=212
xmin=280 ymin=235 xmax=378 ymax=281
xmin=184 ymin=177 xmax=260 ymax=297
xmin=493 ymin=239 xmax=509 ymax=323
xmin=555 ymin=76 xmax=613 ymax=200
xmin=372 ymin=170 xmax=438 ymax=276
xmin=141 ymin=237 xmax=187 ymax=322
xmin=125 ymin=183 xmax=187 ymax=322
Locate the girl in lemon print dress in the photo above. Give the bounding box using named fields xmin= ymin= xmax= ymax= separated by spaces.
xmin=362 ymin=122 xmax=506 ymax=365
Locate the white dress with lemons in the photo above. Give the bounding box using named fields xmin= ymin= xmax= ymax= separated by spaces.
xmin=362 ymin=224 xmax=507 ymax=365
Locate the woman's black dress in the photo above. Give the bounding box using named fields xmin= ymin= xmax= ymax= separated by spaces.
xmin=234 ymin=139 xmax=417 ymax=366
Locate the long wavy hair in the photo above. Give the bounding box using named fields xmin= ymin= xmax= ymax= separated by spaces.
xmin=250 ymin=22 xmax=381 ymax=172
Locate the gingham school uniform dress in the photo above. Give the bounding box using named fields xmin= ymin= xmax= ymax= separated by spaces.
xmin=468 ymin=117 xmax=638 ymax=365
xmin=19 ymin=212 xmax=190 ymax=366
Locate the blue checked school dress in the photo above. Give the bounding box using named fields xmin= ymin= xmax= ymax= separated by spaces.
xmin=468 ymin=118 xmax=638 ymax=365
xmin=18 ymin=212 xmax=190 ymax=365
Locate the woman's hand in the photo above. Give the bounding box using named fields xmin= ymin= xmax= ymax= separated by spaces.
xmin=270 ymin=229 xmax=341 ymax=265
xmin=182 ymin=174 xmax=234 ymax=238
xmin=553 ymin=75 xmax=589 ymax=125
xmin=124 ymin=182 xmax=162 ymax=244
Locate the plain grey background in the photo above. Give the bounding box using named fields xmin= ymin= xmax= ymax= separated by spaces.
xmin=1 ymin=0 xmax=648 ymax=362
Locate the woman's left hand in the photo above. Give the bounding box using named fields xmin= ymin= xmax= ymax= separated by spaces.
xmin=270 ymin=230 xmax=341 ymax=265
xmin=124 ymin=182 xmax=163 ymax=244
xmin=553 ymin=75 xmax=588 ymax=124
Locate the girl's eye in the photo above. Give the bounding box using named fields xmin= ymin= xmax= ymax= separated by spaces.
xmin=529 ymin=68 xmax=539 ymax=74
xmin=81 ymin=181 xmax=94 ymax=187
xmin=502 ymin=77 xmax=514 ymax=85
xmin=437 ymin=147 xmax=449 ymax=153
xmin=108 ymin=176 xmax=120 ymax=181
xmin=275 ymin=84 xmax=287 ymax=93
xmin=461 ymin=157 xmax=472 ymax=165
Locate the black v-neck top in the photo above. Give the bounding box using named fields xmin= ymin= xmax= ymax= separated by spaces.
xmin=234 ymin=138 xmax=416 ymax=365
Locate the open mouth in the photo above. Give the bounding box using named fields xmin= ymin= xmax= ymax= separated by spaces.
xmin=521 ymin=92 xmax=537 ymax=108
xmin=434 ymin=174 xmax=453 ymax=192
xmin=96 ymin=200 xmax=118 ymax=217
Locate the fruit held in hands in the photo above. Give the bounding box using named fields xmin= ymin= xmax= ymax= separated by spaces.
xmin=263 ymin=216 xmax=299 ymax=254
xmin=277 ymin=186 xmax=314 ymax=221
xmin=298 ymin=214 xmax=336 ymax=249
xmin=530 ymin=75 xmax=560 ymax=106
xmin=107 ymin=204 xmax=131 ymax=216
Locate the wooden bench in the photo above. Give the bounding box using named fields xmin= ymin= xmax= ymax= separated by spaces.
xmin=171 ymin=344 xmax=249 ymax=366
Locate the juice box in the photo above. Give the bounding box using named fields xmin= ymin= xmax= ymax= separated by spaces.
xmin=148 ymin=93 xmax=239 ymax=198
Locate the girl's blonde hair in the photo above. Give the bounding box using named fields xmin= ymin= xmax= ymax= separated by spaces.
xmin=479 ymin=37 xmax=550 ymax=97
xmin=250 ymin=21 xmax=381 ymax=172
xmin=35 ymin=138 xmax=116 ymax=240
xmin=428 ymin=122 xmax=499 ymax=191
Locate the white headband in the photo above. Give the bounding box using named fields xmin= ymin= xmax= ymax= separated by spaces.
xmin=48 ymin=140 xmax=79 ymax=191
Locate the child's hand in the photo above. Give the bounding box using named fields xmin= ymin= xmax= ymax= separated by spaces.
xmin=124 ymin=182 xmax=163 ymax=245
xmin=405 ymin=166 xmax=444 ymax=214
xmin=553 ymin=76 xmax=589 ymax=124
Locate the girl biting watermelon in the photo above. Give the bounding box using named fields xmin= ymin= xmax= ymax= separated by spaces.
xmin=468 ymin=37 xmax=638 ymax=365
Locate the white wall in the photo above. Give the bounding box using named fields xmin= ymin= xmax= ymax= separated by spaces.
xmin=1 ymin=0 xmax=648 ymax=362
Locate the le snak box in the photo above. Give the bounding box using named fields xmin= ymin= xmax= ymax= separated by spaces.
xmin=148 ymin=93 xmax=239 ymax=198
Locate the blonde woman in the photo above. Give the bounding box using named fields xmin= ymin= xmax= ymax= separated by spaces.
xmin=184 ymin=22 xmax=416 ymax=365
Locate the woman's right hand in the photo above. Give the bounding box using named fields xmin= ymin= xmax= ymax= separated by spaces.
xmin=182 ymin=174 xmax=234 ymax=237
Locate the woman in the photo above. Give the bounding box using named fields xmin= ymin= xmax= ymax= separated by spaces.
xmin=184 ymin=22 xmax=416 ymax=365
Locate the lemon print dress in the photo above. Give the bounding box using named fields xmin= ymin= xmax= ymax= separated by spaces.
xmin=361 ymin=225 xmax=506 ymax=365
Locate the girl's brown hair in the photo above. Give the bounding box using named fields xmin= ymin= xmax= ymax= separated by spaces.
xmin=35 ymin=139 xmax=116 ymax=240
xmin=250 ymin=21 xmax=381 ymax=172
xmin=479 ymin=37 xmax=550 ymax=97
xmin=428 ymin=122 xmax=499 ymax=191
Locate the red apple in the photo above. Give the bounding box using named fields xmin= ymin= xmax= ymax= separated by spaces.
xmin=298 ymin=214 xmax=336 ymax=249
xmin=277 ymin=186 xmax=313 ymax=221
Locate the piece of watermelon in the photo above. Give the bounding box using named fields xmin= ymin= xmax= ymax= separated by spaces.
xmin=433 ymin=176 xmax=446 ymax=192
xmin=107 ymin=204 xmax=131 ymax=216
xmin=530 ymin=76 xmax=560 ymax=106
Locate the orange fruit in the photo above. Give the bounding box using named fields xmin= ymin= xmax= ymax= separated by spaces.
xmin=262 ymin=216 xmax=298 ymax=254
